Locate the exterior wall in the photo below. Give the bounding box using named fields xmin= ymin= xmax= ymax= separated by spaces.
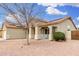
xmin=6 ymin=28 xmax=27 ymax=39
xmin=0 ymin=31 xmax=2 ymax=37
xmin=31 ymin=28 xmax=35 ymax=39
xmin=53 ymin=19 xmax=76 ymax=33
xmin=2 ymin=18 xmax=76 ymax=40
xmin=2 ymin=26 xmax=35 ymax=40
xmin=2 ymin=24 xmax=7 ymax=40
xmin=66 ymin=31 xmax=71 ymax=41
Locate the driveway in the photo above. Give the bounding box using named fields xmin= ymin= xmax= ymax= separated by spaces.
xmin=0 ymin=39 xmax=79 ymax=56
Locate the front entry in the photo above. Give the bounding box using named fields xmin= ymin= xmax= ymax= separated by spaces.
xmin=40 ymin=27 xmax=49 ymax=39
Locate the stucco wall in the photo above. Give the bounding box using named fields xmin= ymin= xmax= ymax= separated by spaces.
xmin=6 ymin=28 xmax=27 ymax=39
xmin=54 ymin=19 xmax=76 ymax=33
xmin=0 ymin=31 xmax=2 ymax=37
xmin=2 ymin=18 xmax=76 ymax=40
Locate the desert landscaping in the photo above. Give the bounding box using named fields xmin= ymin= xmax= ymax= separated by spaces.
xmin=0 ymin=39 xmax=79 ymax=56
xmin=0 ymin=3 xmax=79 ymax=56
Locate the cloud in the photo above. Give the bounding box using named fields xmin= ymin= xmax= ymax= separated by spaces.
xmin=38 ymin=3 xmax=65 ymax=7
xmin=0 ymin=22 xmax=3 ymax=28
xmin=38 ymin=3 xmax=79 ymax=15
xmin=77 ymin=16 xmax=79 ymax=21
xmin=0 ymin=22 xmax=2 ymax=24
xmin=6 ymin=15 xmax=17 ymax=23
xmin=38 ymin=3 xmax=79 ymax=7
xmin=46 ymin=7 xmax=67 ymax=15
xmin=38 ymin=3 xmax=67 ymax=15
xmin=76 ymin=24 xmax=79 ymax=28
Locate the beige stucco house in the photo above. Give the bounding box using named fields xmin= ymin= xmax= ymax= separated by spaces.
xmin=1 ymin=16 xmax=77 ymax=40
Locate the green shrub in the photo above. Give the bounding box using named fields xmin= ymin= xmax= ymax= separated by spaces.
xmin=53 ymin=32 xmax=65 ymax=41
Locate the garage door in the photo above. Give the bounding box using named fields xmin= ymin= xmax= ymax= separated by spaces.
xmin=6 ymin=28 xmax=27 ymax=39
xmin=71 ymin=30 xmax=79 ymax=40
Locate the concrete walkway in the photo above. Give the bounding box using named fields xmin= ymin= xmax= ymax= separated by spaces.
xmin=0 ymin=39 xmax=79 ymax=56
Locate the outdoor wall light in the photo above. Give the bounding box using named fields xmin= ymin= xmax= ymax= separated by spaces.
xmin=67 ymin=26 xmax=71 ymax=31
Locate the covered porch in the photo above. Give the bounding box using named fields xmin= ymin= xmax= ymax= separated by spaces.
xmin=29 ymin=25 xmax=55 ymax=40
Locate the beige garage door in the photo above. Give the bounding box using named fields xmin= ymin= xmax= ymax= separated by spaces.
xmin=6 ymin=28 xmax=27 ymax=39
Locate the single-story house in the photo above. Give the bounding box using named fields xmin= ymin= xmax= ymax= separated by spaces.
xmin=1 ymin=16 xmax=77 ymax=40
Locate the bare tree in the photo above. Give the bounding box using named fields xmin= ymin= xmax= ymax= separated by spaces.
xmin=0 ymin=3 xmax=44 ymax=45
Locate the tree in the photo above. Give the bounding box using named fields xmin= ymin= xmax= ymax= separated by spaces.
xmin=0 ymin=3 xmax=44 ymax=45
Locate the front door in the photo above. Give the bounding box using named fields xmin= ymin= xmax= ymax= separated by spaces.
xmin=40 ymin=27 xmax=49 ymax=39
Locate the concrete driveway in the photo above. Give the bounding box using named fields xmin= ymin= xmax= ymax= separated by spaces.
xmin=0 ymin=39 xmax=79 ymax=56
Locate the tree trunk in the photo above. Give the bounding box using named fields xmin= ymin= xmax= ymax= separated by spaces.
xmin=25 ymin=28 xmax=30 ymax=45
xmin=27 ymin=28 xmax=30 ymax=45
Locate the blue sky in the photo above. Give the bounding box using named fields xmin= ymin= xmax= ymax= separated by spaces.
xmin=0 ymin=3 xmax=79 ymax=28
xmin=37 ymin=3 xmax=79 ymax=28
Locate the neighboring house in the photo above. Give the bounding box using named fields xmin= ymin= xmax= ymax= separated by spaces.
xmin=1 ymin=16 xmax=77 ymax=40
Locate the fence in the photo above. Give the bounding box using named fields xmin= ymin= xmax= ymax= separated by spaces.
xmin=71 ymin=30 xmax=79 ymax=40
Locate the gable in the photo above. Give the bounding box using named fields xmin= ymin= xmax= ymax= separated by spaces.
xmin=65 ymin=19 xmax=77 ymax=30
xmin=53 ymin=18 xmax=77 ymax=30
xmin=39 ymin=16 xmax=77 ymax=30
xmin=54 ymin=19 xmax=76 ymax=33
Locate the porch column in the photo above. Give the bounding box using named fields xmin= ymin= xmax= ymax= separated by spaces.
xmin=48 ymin=26 xmax=53 ymax=40
xmin=29 ymin=27 xmax=32 ymax=39
xmin=66 ymin=26 xmax=71 ymax=41
xmin=35 ymin=26 xmax=39 ymax=39
xmin=66 ymin=31 xmax=71 ymax=41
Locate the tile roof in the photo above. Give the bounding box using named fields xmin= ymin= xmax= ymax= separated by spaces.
xmin=2 ymin=16 xmax=77 ymax=29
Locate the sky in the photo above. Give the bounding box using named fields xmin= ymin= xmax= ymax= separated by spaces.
xmin=37 ymin=3 xmax=79 ymax=28
xmin=0 ymin=3 xmax=79 ymax=28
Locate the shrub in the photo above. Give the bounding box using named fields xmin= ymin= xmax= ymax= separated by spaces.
xmin=53 ymin=32 xmax=65 ymax=41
